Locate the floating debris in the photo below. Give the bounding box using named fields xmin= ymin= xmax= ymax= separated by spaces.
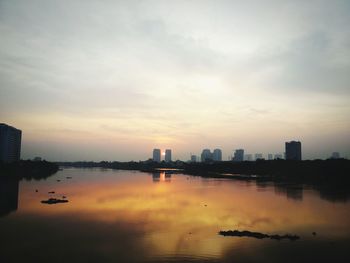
xmin=41 ymin=198 xmax=69 ymax=205
xmin=56 ymin=180 xmax=61 ymax=182
xmin=312 ymin=232 xmax=317 ymax=236
xmin=62 ymin=196 xmax=66 ymax=199
xmin=66 ymin=177 xmax=72 ymax=179
xmin=35 ymin=189 xmax=38 ymax=192
xmin=48 ymin=191 xmax=55 ymax=194
xmin=218 ymin=230 xmax=300 ymax=241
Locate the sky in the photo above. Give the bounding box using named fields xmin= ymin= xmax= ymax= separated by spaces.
xmin=0 ymin=0 xmax=349 ymax=161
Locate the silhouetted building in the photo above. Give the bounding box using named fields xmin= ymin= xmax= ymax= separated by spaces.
xmin=153 ymin=149 xmax=161 ymax=162
xmin=330 ymin=152 xmax=340 ymax=159
xmin=285 ymin=141 xmax=302 ymax=160
xmin=33 ymin=156 xmax=42 ymax=162
xmin=213 ymin=149 xmax=222 ymax=161
xmin=233 ymin=149 xmax=244 ymax=162
xmin=0 ymin=123 xmax=22 ymax=163
xmin=165 ymin=149 xmax=172 ymax=162
xmin=268 ymin=154 xmax=273 ymax=160
xmin=255 ymin=153 xmax=263 ymax=160
xmin=201 ymin=149 xmax=212 ymax=162
xmin=190 ymin=155 xmax=197 ymax=162
xmin=0 ymin=177 xmax=19 ymax=217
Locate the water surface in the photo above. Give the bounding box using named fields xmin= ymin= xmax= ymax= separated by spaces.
xmin=1 ymin=168 xmax=349 ymax=262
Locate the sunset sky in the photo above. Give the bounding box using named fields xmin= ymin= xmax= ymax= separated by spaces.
xmin=1 ymin=0 xmax=349 ymax=161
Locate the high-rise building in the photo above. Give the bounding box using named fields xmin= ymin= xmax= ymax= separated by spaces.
xmin=268 ymin=154 xmax=273 ymax=160
xmin=213 ymin=149 xmax=222 ymax=161
xmin=233 ymin=149 xmax=244 ymax=162
xmin=190 ymin=155 xmax=197 ymax=162
xmin=0 ymin=123 xmax=22 ymax=163
xmin=152 ymin=149 xmax=161 ymax=162
xmin=165 ymin=149 xmax=172 ymax=162
xmin=201 ymin=149 xmax=212 ymax=162
xmin=285 ymin=141 xmax=302 ymax=160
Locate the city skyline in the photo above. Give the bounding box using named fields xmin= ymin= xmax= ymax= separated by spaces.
xmin=1 ymin=0 xmax=349 ymax=161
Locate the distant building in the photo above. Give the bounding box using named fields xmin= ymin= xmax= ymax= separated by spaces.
xmin=268 ymin=154 xmax=273 ymax=160
xmin=165 ymin=149 xmax=172 ymax=162
xmin=153 ymin=149 xmax=161 ymax=162
xmin=213 ymin=149 xmax=222 ymax=161
xmin=0 ymin=123 xmax=22 ymax=163
xmin=190 ymin=155 xmax=197 ymax=162
xmin=201 ymin=149 xmax=212 ymax=162
xmin=33 ymin=157 xmax=42 ymax=162
xmin=274 ymin=154 xmax=283 ymax=159
xmin=244 ymin=154 xmax=253 ymax=161
xmin=285 ymin=141 xmax=302 ymax=160
xmin=233 ymin=149 xmax=244 ymax=162
xmin=255 ymin=153 xmax=263 ymax=160
xmin=330 ymin=152 xmax=340 ymax=159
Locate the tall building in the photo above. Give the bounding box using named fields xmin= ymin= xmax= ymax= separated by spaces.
xmin=285 ymin=141 xmax=302 ymax=160
xmin=201 ymin=149 xmax=212 ymax=162
xmin=233 ymin=149 xmax=244 ymax=162
xmin=268 ymin=154 xmax=273 ymax=160
xmin=165 ymin=149 xmax=172 ymax=162
xmin=0 ymin=123 xmax=22 ymax=163
xmin=152 ymin=149 xmax=161 ymax=162
xmin=213 ymin=149 xmax=222 ymax=161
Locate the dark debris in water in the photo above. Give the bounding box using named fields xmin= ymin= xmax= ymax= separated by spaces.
xmin=41 ymin=198 xmax=69 ymax=205
xmin=219 ymin=230 xmax=300 ymax=241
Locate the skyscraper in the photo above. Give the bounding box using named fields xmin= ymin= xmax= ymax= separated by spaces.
xmin=0 ymin=123 xmax=22 ymax=163
xmin=165 ymin=149 xmax=172 ymax=162
xmin=153 ymin=149 xmax=161 ymax=162
xmin=213 ymin=149 xmax=222 ymax=161
xmin=233 ymin=149 xmax=244 ymax=162
xmin=201 ymin=149 xmax=212 ymax=162
xmin=285 ymin=141 xmax=302 ymax=160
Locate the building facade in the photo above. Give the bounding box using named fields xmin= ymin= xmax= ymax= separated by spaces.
xmin=201 ymin=149 xmax=212 ymax=162
xmin=0 ymin=123 xmax=22 ymax=163
xmin=165 ymin=149 xmax=172 ymax=162
xmin=213 ymin=149 xmax=222 ymax=161
xmin=153 ymin=149 xmax=161 ymax=162
xmin=233 ymin=149 xmax=244 ymax=162
xmin=285 ymin=141 xmax=302 ymax=160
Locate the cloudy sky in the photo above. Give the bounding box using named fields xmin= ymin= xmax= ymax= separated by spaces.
xmin=1 ymin=0 xmax=349 ymax=161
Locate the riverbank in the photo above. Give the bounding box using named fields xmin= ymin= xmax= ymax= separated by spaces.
xmin=0 ymin=160 xmax=59 ymax=180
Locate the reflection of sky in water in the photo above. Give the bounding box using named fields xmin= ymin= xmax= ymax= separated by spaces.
xmin=1 ymin=168 xmax=350 ymax=262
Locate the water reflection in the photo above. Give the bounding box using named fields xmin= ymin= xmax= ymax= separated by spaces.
xmin=0 ymin=168 xmax=349 ymax=263
xmin=152 ymin=171 xmax=172 ymax=183
xmin=0 ymin=176 xmax=19 ymax=217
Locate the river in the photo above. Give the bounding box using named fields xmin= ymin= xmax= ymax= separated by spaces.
xmin=1 ymin=168 xmax=349 ymax=262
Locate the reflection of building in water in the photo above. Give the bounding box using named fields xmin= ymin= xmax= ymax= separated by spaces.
xmin=274 ymin=183 xmax=303 ymax=201
xmin=0 ymin=177 xmax=19 ymax=217
xmin=152 ymin=171 xmax=171 ymax=183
